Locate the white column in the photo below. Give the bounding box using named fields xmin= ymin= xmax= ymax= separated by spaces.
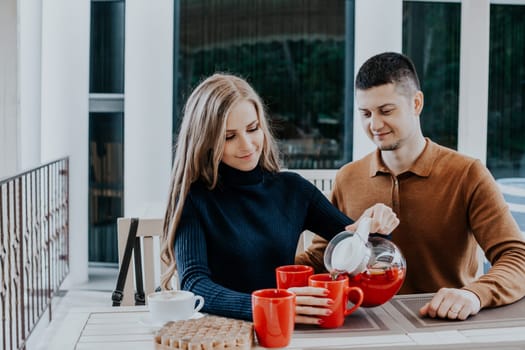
xmin=19 ymin=0 xmax=42 ymax=171
xmin=0 ymin=0 xmax=19 ymax=178
xmin=124 ymin=1 xmax=174 ymax=218
xmin=353 ymin=0 xmax=403 ymax=160
xmin=457 ymin=0 xmax=490 ymax=164
xmin=41 ymin=0 xmax=91 ymax=286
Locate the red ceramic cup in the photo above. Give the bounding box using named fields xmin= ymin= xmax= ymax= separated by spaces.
xmin=308 ymin=273 xmax=364 ymax=328
xmin=276 ymin=265 xmax=314 ymax=289
xmin=251 ymin=289 xmax=296 ymax=348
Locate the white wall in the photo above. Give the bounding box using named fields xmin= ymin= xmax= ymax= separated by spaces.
xmin=457 ymin=0 xmax=490 ymax=163
xmin=353 ymin=0 xmax=403 ymax=160
xmin=41 ymin=0 xmax=91 ymax=286
xmin=124 ymin=0 xmax=174 ymax=218
xmin=19 ymin=0 xmax=43 ymax=170
xmin=0 ymin=0 xmax=19 ymax=179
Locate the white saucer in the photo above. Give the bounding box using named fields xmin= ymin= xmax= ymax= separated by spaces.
xmin=139 ymin=312 xmax=204 ymax=331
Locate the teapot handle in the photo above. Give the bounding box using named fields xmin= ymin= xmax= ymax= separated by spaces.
xmin=356 ymin=217 xmax=371 ymax=242
xmin=344 ymin=286 xmax=364 ymax=316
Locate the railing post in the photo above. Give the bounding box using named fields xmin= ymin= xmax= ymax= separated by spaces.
xmin=1 ymin=184 xmax=6 ymax=350
xmin=17 ymin=176 xmax=26 ymax=350
xmin=46 ymin=164 xmax=52 ymax=323
xmin=7 ymin=181 xmax=16 ymax=349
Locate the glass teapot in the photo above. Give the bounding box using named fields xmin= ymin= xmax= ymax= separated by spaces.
xmin=324 ymin=218 xmax=406 ymax=307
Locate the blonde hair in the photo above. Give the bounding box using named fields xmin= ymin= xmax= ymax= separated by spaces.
xmin=160 ymin=73 xmax=281 ymax=289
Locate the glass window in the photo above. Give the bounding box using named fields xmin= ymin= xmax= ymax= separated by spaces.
xmin=89 ymin=0 xmax=125 ymax=263
xmin=487 ymin=4 xmax=525 ymax=179
xmin=176 ymin=0 xmax=347 ymax=169
xmin=88 ymin=113 xmax=124 ymax=263
xmin=89 ymin=1 xmax=125 ymax=93
xmin=402 ymin=1 xmax=461 ymax=149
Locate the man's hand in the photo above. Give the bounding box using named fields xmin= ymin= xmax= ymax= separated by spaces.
xmin=346 ymin=203 xmax=399 ymax=235
xmin=288 ymin=286 xmax=333 ymax=325
xmin=419 ymin=288 xmax=481 ymax=320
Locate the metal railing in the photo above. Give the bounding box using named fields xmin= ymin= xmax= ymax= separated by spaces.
xmin=0 ymin=158 xmax=69 ymax=350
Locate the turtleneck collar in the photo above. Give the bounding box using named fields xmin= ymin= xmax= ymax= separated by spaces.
xmin=218 ymin=162 xmax=264 ymax=186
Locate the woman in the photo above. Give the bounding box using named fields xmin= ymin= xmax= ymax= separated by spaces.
xmin=161 ymin=73 xmax=398 ymax=323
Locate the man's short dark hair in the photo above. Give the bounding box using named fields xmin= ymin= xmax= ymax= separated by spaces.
xmin=355 ymin=52 xmax=421 ymax=95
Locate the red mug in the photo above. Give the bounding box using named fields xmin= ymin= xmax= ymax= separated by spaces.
xmin=276 ymin=264 xmax=314 ymax=289
xmin=251 ymin=289 xmax=296 ymax=348
xmin=308 ymin=273 xmax=364 ymax=328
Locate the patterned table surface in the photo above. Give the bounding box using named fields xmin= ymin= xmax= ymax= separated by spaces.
xmin=48 ymin=293 xmax=525 ymax=349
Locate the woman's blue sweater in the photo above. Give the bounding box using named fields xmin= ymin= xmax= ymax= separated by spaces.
xmin=175 ymin=163 xmax=353 ymax=320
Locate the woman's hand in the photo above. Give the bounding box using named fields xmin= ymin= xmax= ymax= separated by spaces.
xmin=346 ymin=203 xmax=399 ymax=235
xmin=288 ymin=286 xmax=333 ymax=325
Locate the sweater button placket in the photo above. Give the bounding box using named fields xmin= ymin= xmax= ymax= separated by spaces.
xmin=392 ymin=177 xmax=400 ymax=214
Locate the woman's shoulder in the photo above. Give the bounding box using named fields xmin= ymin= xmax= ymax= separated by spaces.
xmin=274 ymin=170 xmax=313 ymax=185
xmin=277 ymin=169 xmax=302 ymax=179
xmin=272 ymin=170 xmax=320 ymax=196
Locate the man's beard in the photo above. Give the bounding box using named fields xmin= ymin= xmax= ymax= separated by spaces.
xmin=378 ymin=141 xmax=400 ymax=151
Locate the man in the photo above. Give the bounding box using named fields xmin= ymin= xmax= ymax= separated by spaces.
xmin=296 ymin=52 xmax=525 ymax=320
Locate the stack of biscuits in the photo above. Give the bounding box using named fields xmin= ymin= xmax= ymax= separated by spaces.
xmin=154 ymin=315 xmax=254 ymax=350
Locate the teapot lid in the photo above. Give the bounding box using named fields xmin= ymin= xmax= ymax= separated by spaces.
xmin=330 ymin=218 xmax=371 ymax=274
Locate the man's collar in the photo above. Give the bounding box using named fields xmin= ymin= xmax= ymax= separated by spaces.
xmin=369 ymin=138 xmax=437 ymax=177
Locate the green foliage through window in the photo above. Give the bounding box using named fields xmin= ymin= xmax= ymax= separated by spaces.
xmin=176 ymin=0 xmax=347 ymax=169
xmin=403 ymin=1 xmax=460 ymax=150
xmin=487 ymin=4 xmax=525 ymax=178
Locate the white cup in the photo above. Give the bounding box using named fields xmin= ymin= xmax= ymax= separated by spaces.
xmin=147 ymin=290 xmax=204 ymax=323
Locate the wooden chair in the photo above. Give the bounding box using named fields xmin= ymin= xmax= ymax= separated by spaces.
xmin=116 ymin=217 xmax=175 ymax=306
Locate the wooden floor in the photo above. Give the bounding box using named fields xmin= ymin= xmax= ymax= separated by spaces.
xmin=26 ymin=266 xmax=118 ymax=350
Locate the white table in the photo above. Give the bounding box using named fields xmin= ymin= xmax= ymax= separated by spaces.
xmin=48 ymin=294 xmax=525 ymax=349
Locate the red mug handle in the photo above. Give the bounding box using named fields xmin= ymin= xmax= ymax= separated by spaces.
xmin=344 ymin=286 xmax=364 ymax=316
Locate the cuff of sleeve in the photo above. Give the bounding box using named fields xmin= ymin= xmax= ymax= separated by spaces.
xmin=461 ymin=284 xmax=487 ymax=309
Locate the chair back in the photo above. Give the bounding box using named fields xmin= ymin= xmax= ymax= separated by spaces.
xmin=288 ymin=169 xmax=337 ymax=253
xmin=116 ymin=217 xmax=174 ymax=306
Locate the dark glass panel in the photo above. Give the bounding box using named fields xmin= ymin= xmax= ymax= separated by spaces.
xmin=487 ymin=5 xmax=525 ymax=179
xmin=403 ymin=1 xmax=461 ymax=149
xmin=89 ymin=1 xmax=125 ymax=93
xmin=176 ymin=0 xmax=346 ymax=169
xmin=88 ymin=112 xmax=124 ymax=263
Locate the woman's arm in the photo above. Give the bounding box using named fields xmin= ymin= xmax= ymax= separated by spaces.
xmin=302 ymin=179 xmax=398 ymax=239
xmin=175 ymin=198 xmax=253 ymax=320
xmin=294 ymin=180 xmax=399 ymax=324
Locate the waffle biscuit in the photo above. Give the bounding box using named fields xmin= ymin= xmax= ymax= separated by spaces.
xmin=154 ymin=315 xmax=254 ymax=350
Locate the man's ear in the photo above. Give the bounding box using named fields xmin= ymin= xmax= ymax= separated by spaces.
xmin=414 ymin=90 xmax=424 ymax=116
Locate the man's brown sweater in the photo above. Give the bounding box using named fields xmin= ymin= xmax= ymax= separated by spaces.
xmin=296 ymin=139 xmax=525 ymax=308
